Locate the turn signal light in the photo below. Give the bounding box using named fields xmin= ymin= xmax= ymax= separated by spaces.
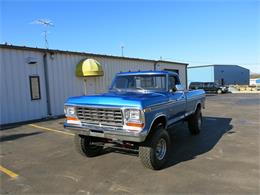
xmin=66 ymin=117 xmax=79 ymax=121
xmin=126 ymin=122 xmax=144 ymax=128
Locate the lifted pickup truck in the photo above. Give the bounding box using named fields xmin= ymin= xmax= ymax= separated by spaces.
xmin=64 ymin=71 xmax=205 ymax=170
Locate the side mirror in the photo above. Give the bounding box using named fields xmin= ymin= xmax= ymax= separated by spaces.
xmin=175 ymin=84 xmax=185 ymax=91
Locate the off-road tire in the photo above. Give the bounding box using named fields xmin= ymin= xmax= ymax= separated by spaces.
xmin=188 ymin=108 xmax=202 ymax=135
xmin=74 ymin=134 xmax=103 ymax=157
xmin=139 ymin=127 xmax=171 ymax=170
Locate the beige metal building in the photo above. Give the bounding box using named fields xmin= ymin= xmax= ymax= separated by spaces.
xmin=0 ymin=44 xmax=188 ymax=125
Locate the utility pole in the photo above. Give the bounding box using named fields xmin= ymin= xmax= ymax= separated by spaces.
xmin=121 ymin=45 xmax=124 ymax=57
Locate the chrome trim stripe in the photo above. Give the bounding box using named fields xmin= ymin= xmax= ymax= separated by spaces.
xmin=147 ymin=114 xmax=167 ymax=133
xmin=64 ymin=103 xmax=124 ymax=109
xmin=149 ymin=100 xmax=186 ymax=111
xmin=167 ymin=115 xmax=186 ymax=126
xmin=144 ymin=93 xmax=205 ymax=110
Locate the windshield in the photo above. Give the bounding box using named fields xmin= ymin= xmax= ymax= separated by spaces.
xmin=111 ymin=75 xmax=166 ymax=91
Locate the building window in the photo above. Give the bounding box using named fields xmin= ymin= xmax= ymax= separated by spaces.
xmin=164 ymin=69 xmax=179 ymax=74
xmin=29 ymin=76 xmax=41 ymax=100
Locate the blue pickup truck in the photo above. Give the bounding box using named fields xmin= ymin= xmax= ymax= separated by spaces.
xmin=64 ymin=70 xmax=205 ymax=170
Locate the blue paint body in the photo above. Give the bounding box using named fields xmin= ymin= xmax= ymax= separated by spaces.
xmin=64 ymin=71 xmax=205 ymax=142
xmin=188 ymin=65 xmax=250 ymax=85
xmin=66 ymin=92 xmax=168 ymax=109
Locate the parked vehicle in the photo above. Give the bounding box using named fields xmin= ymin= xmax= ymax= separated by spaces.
xmin=64 ymin=71 xmax=206 ymax=170
xmin=189 ymin=82 xmax=228 ymax=94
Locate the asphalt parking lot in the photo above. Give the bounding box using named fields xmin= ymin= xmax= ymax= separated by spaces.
xmin=1 ymin=93 xmax=259 ymax=194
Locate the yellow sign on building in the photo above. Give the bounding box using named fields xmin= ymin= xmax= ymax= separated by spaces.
xmin=76 ymin=58 xmax=104 ymax=77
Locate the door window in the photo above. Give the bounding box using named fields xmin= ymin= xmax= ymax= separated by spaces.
xmin=168 ymin=76 xmax=180 ymax=91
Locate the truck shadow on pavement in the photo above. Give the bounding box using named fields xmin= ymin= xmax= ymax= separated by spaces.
xmin=165 ymin=116 xmax=233 ymax=169
xmin=0 ymin=132 xmax=43 ymax=142
xmin=99 ymin=116 xmax=233 ymax=170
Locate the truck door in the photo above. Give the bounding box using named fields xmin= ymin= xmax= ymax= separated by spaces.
xmin=168 ymin=75 xmax=186 ymax=123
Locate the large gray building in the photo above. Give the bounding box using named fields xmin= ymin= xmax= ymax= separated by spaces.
xmin=188 ymin=65 xmax=250 ymax=86
xmin=0 ymin=44 xmax=188 ymax=125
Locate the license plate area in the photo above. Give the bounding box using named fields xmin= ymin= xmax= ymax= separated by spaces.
xmin=90 ymin=130 xmax=105 ymax=137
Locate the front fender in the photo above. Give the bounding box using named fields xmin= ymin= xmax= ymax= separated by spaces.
xmin=143 ymin=110 xmax=168 ymax=136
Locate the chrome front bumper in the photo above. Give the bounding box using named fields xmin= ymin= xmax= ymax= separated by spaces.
xmin=64 ymin=123 xmax=147 ymax=142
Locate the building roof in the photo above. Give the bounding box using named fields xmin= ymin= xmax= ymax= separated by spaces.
xmin=188 ymin=64 xmax=249 ymax=70
xmin=0 ymin=44 xmax=188 ymax=66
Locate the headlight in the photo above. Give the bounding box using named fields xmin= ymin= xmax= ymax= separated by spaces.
xmin=64 ymin=106 xmax=76 ymax=117
xmin=124 ymin=109 xmax=145 ymax=130
xmin=125 ymin=109 xmax=140 ymax=121
xmin=124 ymin=109 xmax=144 ymax=123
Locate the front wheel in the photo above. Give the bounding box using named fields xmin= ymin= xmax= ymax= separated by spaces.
xmin=139 ymin=127 xmax=171 ymax=170
xmin=74 ymin=134 xmax=103 ymax=157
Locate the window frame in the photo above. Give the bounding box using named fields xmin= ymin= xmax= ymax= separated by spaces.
xmin=29 ymin=75 xmax=41 ymax=100
xmin=168 ymin=75 xmax=180 ymax=91
xmin=111 ymin=74 xmax=166 ymax=91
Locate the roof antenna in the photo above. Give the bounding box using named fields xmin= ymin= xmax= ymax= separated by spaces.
xmin=31 ymin=19 xmax=54 ymax=49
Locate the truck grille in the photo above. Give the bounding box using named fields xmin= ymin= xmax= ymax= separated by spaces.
xmin=76 ymin=107 xmax=123 ymax=127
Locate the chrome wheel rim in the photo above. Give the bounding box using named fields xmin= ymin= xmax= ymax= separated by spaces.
xmin=155 ymin=138 xmax=167 ymax=160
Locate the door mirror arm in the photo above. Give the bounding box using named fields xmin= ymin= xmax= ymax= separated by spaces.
xmin=175 ymin=84 xmax=185 ymax=91
xmin=169 ymin=85 xmax=185 ymax=93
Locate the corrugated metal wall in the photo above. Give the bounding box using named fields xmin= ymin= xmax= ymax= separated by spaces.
xmin=0 ymin=47 xmax=187 ymax=125
xmin=214 ymin=65 xmax=250 ymax=85
xmin=0 ymin=48 xmax=48 ymax=124
xmin=187 ymin=65 xmax=250 ymax=86
xmin=46 ymin=53 xmax=156 ymax=116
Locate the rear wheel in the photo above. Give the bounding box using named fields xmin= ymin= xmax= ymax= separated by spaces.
xmin=74 ymin=134 xmax=103 ymax=157
xmin=188 ymin=107 xmax=202 ymax=135
xmin=139 ymin=126 xmax=171 ymax=170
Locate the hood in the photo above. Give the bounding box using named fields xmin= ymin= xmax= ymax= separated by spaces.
xmin=65 ymin=91 xmax=169 ymax=109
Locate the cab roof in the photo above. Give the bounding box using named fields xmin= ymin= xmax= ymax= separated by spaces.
xmin=116 ymin=70 xmax=178 ymax=76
